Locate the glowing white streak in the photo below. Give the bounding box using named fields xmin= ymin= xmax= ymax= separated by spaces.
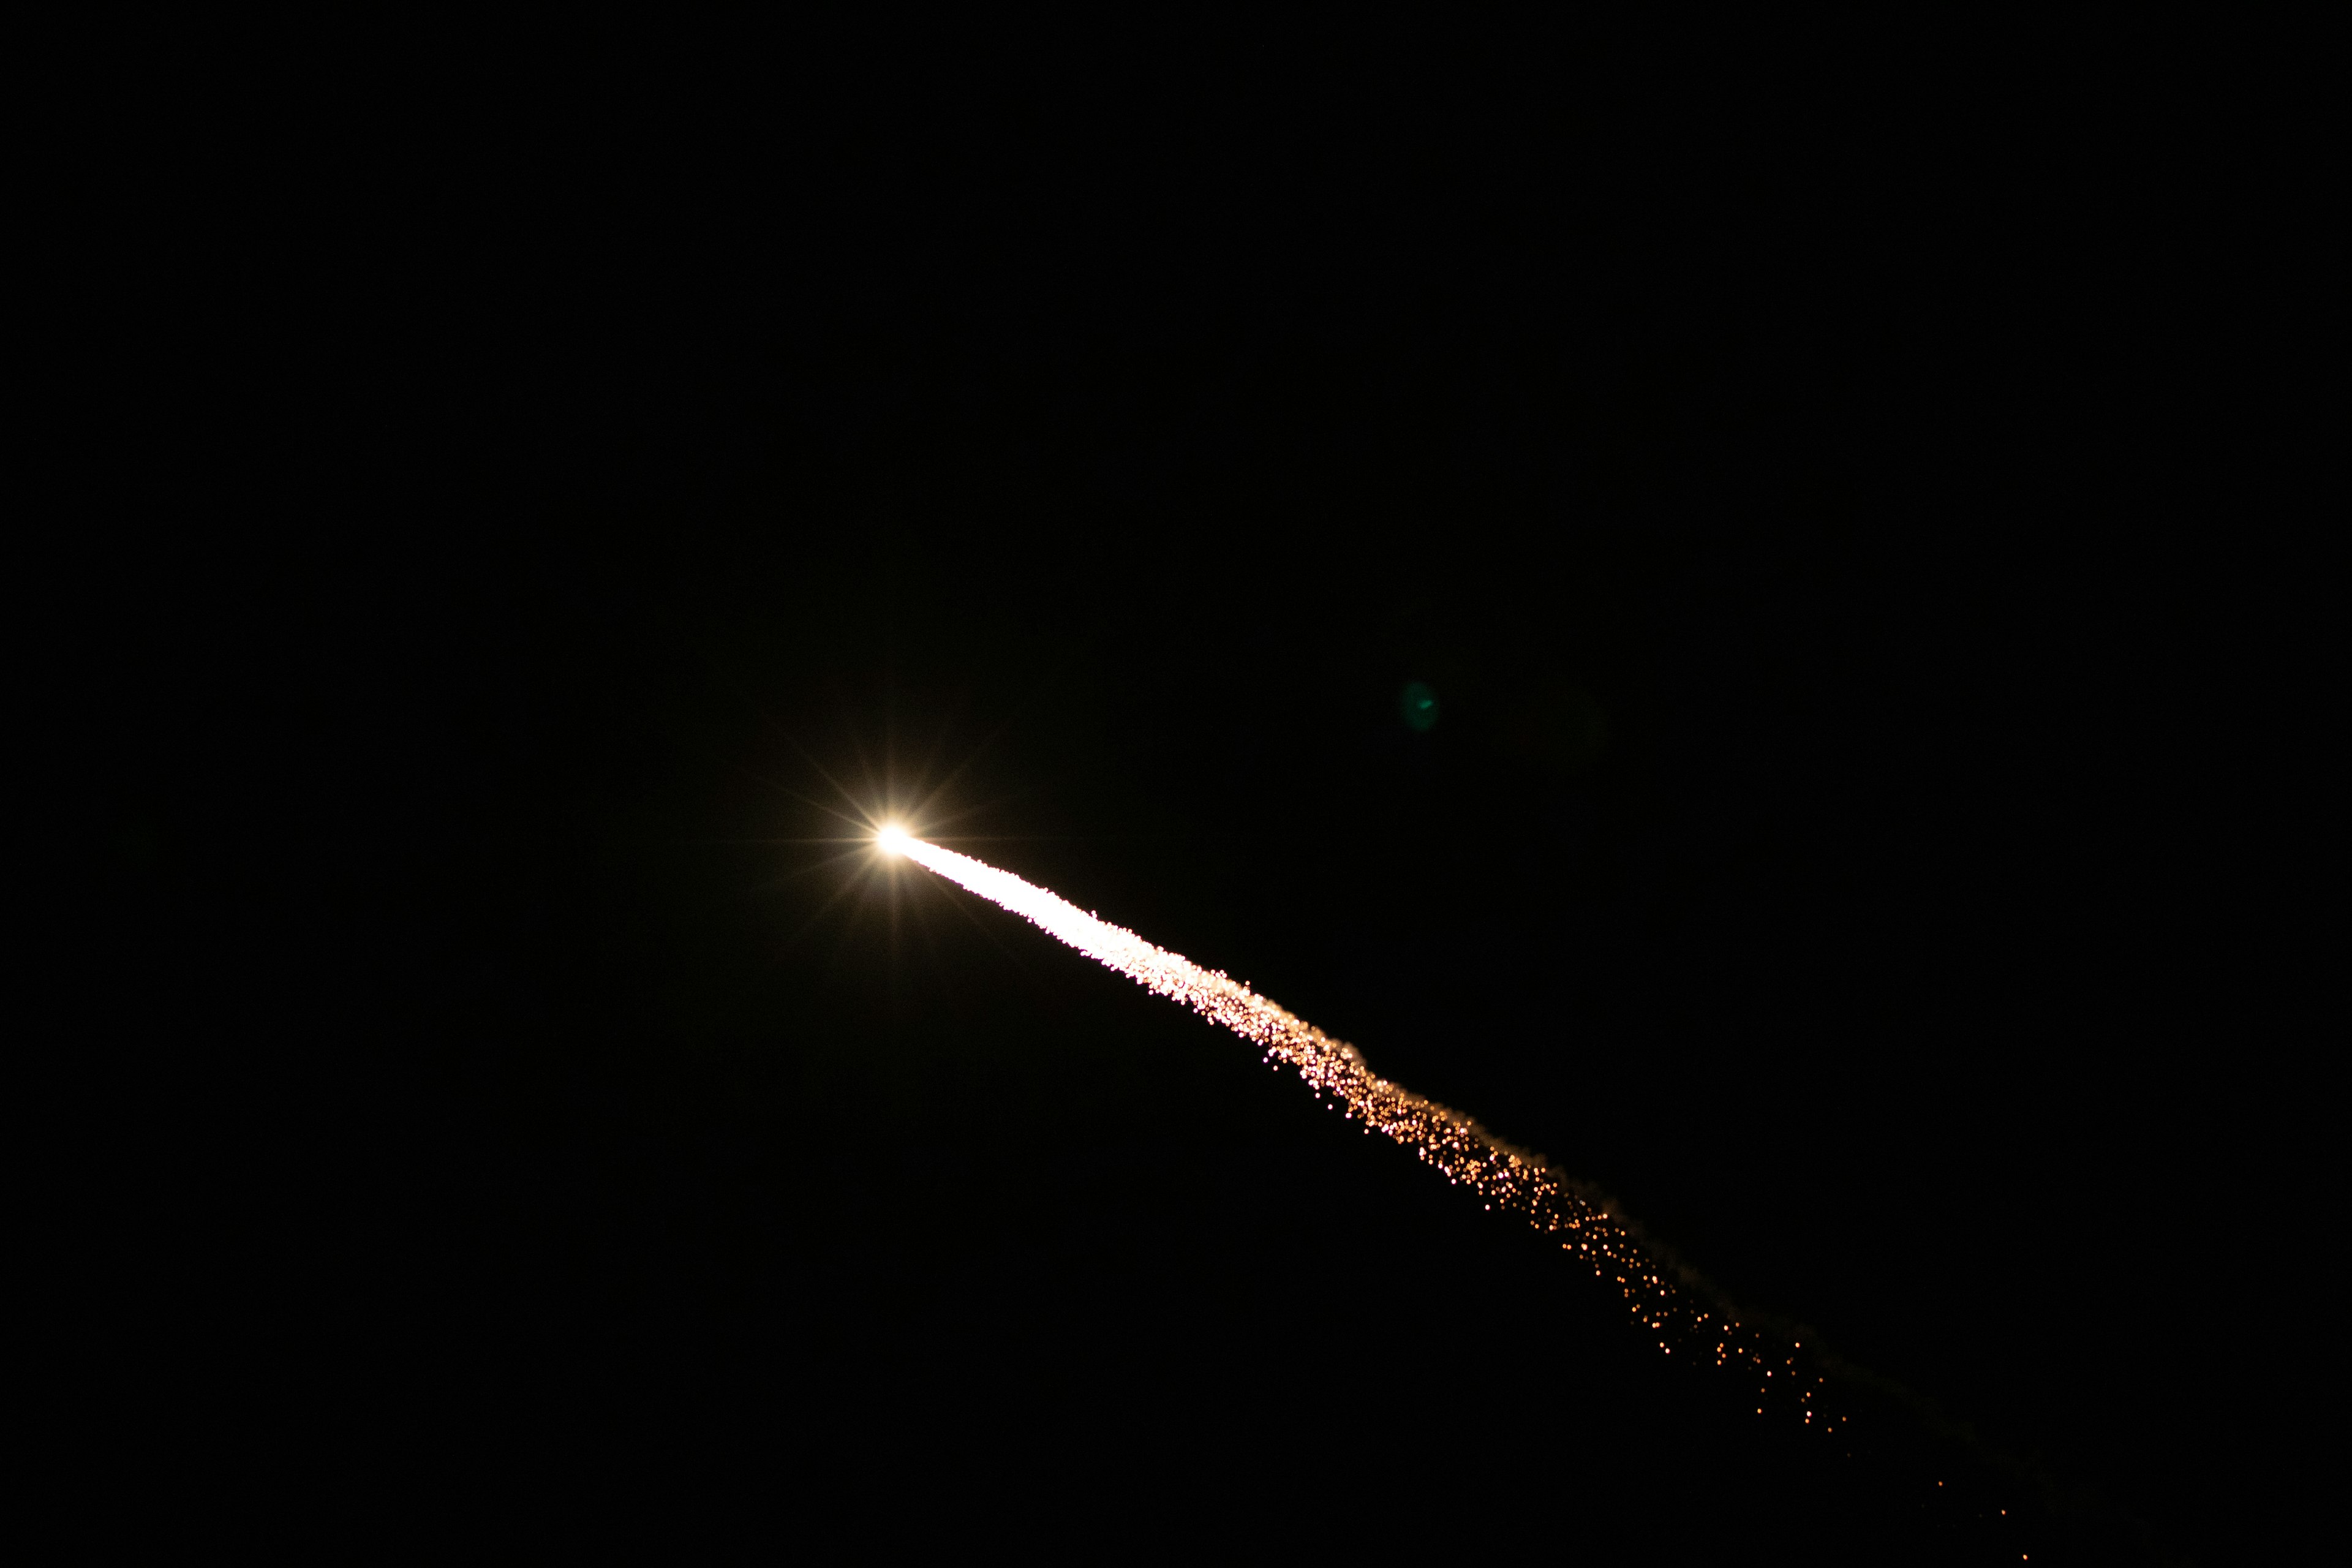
xmin=900 ymin=835 xmax=1562 ymax=1218
xmin=892 ymin=834 xmax=1833 ymax=1428
xmin=900 ymin=836 xmax=1375 ymax=1093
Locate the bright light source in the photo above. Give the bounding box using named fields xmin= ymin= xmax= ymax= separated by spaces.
xmin=876 ymin=824 xmax=909 ymax=856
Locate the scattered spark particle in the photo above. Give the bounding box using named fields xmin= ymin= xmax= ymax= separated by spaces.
xmin=891 ymin=834 xmax=1851 ymax=1435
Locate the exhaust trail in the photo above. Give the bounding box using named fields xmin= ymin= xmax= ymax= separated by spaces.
xmin=886 ymin=830 xmax=1834 ymax=1431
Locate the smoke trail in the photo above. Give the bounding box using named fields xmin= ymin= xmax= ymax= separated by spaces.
xmin=889 ymin=832 xmax=1835 ymax=1431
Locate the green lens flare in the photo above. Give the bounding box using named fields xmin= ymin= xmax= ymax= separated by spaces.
xmin=1400 ymin=681 xmax=1439 ymax=732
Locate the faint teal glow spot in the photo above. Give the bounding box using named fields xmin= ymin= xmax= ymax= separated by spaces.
xmin=1400 ymin=681 xmax=1439 ymax=732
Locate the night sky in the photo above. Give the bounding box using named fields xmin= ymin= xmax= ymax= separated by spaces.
xmin=94 ymin=23 xmax=2255 ymax=1561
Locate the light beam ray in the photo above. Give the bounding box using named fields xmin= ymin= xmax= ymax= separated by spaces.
xmin=888 ymin=831 xmax=1841 ymax=1434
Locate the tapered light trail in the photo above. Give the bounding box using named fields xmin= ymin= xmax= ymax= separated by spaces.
xmin=888 ymin=830 xmax=1832 ymax=1426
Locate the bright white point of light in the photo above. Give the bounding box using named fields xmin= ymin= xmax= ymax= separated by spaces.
xmin=876 ymin=825 xmax=910 ymax=856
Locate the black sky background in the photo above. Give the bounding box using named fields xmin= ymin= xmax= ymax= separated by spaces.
xmin=82 ymin=21 xmax=2271 ymax=1561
